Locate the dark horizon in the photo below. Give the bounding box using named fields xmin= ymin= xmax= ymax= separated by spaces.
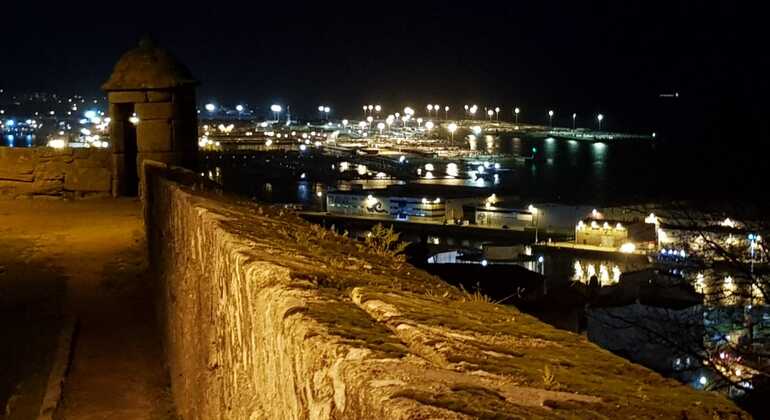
xmin=2 ymin=2 xmax=766 ymax=138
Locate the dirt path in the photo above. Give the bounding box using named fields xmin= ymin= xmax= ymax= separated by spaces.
xmin=0 ymin=199 xmax=174 ymax=420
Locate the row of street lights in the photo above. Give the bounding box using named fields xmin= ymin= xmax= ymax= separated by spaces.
xmin=547 ymin=110 xmax=604 ymax=129
xmin=205 ymin=101 xmax=606 ymax=130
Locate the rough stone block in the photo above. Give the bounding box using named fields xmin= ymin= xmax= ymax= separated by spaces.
xmin=137 ymin=120 xmax=173 ymax=152
xmin=34 ymin=160 xmax=68 ymax=181
xmin=72 ymin=150 xmax=111 ymax=169
xmin=135 ymin=102 xmax=175 ymax=120
xmin=31 ymin=179 xmax=64 ymax=196
xmin=108 ymin=91 xmax=147 ymax=104
xmin=147 ymin=91 xmax=172 ymax=102
xmin=0 ymin=170 xmax=35 ymax=182
xmin=64 ymin=167 xmax=112 ymax=192
xmin=0 ymin=150 xmax=36 ymax=181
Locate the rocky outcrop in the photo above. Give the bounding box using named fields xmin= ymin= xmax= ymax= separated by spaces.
xmin=144 ymin=163 xmax=747 ymax=419
xmin=0 ymin=147 xmax=112 ymax=199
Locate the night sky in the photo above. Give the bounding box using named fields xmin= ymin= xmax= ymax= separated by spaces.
xmin=1 ymin=2 xmax=766 ymax=140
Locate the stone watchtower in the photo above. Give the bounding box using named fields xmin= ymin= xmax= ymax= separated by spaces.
xmin=103 ymin=38 xmax=198 ymax=196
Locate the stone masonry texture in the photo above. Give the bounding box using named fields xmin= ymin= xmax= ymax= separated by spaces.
xmin=0 ymin=147 xmax=112 ymax=199
xmin=144 ymin=163 xmax=748 ymax=420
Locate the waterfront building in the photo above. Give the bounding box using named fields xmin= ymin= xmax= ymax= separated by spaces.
xmin=575 ymin=218 xmax=656 ymax=249
xmin=326 ymin=185 xmax=484 ymax=223
xmin=472 ymin=202 xmax=593 ymax=236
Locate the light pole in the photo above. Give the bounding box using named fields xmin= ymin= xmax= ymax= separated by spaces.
xmin=444 ymin=106 xmax=449 ymax=120
xmin=470 ymin=105 xmax=478 ymax=119
xmin=236 ymin=104 xmax=244 ymax=120
xmin=494 ymin=107 xmax=500 ymax=121
xmin=487 ymin=109 xmax=494 ymax=120
xmin=514 ymin=107 xmax=520 ymax=124
xmin=324 ymin=106 xmax=331 ymax=120
xmin=362 ymin=105 xmax=367 ymax=118
xmin=464 ymin=104 xmax=469 ymax=118
xmin=427 ymin=104 xmax=433 ymax=118
xmin=548 ymin=110 xmax=554 ymax=127
xmin=572 ymin=113 xmax=577 ymax=129
xmin=374 ymin=104 xmax=381 ymax=117
xmin=597 ymin=113 xmax=604 ymax=130
xmin=448 ymin=122 xmax=458 ymax=141
xmin=528 ymin=204 xmax=539 ymax=243
xmin=377 ymin=122 xmax=385 ymax=135
xmin=318 ymin=105 xmax=325 ymax=120
xmin=270 ymin=104 xmax=282 ymax=122
xmin=425 ymin=120 xmax=434 ymax=134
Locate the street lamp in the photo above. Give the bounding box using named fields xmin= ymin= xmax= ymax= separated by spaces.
xmin=374 ymin=104 xmax=381 ymax=116
xmin=368 ymin=105 xmax=374 ymax=115
xmin=324 ymin=106 xmax=331 ymax=120
xmin=377 ymin=122 xmax=385 ymax=135
xmin=205 ymin=103 xmax=216 ymax=113
xmin=572 ymin=113 xmax=577 ymax=129
xmin=514 ymin=107 xmax=520 ymax=124
xmin=427 ymin=104 xmax=433 ymax=118
xmin=470 ymin=105 xmax=478 ymax=119
xmin=464 ymin=104 xmax=469 ymax=118
xmin=318 ymin=105 xmax=325 ymax=119
xmin=444 ymin=105 xmax=449 ymax=120
xmin=342 ymin=119 xmax=349 ymax=127
xmin=235 ymin=104 xmax=244 ymax=112
xmin=494 ymin=107 xmax=500 ymax=121
xmin=447 ymin=122 xmax=458 ymax=140
xmin=487 ymin=109 xmax=494 ymax=120
xmin=416 ymin=117 xmax=423 ymax=127
xmin=548 ymin=110 xmax=554 ymax=127
xmin=597 ymin=113 xmax=604 ymax=130
xmin=362 ymin=105 xmax=367 ymax=118
xmin=425 ymin=120 xmax=434 ymax=132
xmin=270 ymin=104 xmax=282 ymax=121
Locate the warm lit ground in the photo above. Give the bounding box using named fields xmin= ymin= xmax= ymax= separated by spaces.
xmin=0 ymin=199 xmax=174 ymax=419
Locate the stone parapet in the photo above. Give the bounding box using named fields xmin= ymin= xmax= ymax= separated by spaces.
xmin=144 ymin=163 xmax=747 ymax=420
xmin=0 ymin=147 xmax=113 ymax=199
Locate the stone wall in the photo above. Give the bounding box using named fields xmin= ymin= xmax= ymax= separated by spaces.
xmin=144 ymin=163 xmax=747 ymax=419
xmin=0 ymin=147 xmax=112 ymax=199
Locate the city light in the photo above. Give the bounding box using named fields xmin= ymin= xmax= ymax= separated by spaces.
xmin=236 ymin=104 xmax=244 ymax=112
xmin=205 ymin=103 xmax=216 ymax=112
xmin=447 ymin=122 xmax=458 ymax=140
xmin=47 ymin=138 xmax=66 ymax=149
xmin=619 ymin=242 xmax=636 ymax=253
